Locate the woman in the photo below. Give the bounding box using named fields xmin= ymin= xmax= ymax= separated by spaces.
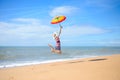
xmin=48 ymin=25 xmax=62 ymax=54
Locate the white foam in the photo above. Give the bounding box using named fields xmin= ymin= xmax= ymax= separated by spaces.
xmin=0 ymin=56 xmax=98 ymax=68
xmin=0 ymin=59 xmax=71 ymax=68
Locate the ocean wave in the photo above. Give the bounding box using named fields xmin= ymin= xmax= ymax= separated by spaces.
xmin=0 ymin=55 xmax=98 ymax=68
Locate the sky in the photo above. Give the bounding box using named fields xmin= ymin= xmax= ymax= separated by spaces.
xmin=0 ymin=0 xmax=120 ymax=46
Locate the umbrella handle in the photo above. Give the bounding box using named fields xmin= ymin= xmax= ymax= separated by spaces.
xmin=59 ymin=23 xmax=63 ymax=28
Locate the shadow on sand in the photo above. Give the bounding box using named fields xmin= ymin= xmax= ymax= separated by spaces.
xmin=88 ymin=58 xmax=107 ymax=62
xmin=50 ymin=58 xmax=108 ymax=66
xmin=67 ymin=58 xmax=107 ymax=64
xmin=68 ymin=61 xmax=84 ymax=63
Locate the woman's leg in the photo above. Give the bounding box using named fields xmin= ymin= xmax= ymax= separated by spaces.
xmin=48 ymin=44 xmax=55 ymax=53
xmin=54 ymin=46 xmax=62 ymax=54
xmin=55 ymin=50 xmax=62 ymax=54
xmin=48 ymin=44 xmax=62 ymax=54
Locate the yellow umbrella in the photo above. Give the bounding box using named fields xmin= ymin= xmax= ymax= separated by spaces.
xmin=51 ymin=16 xmax=66 ymax=24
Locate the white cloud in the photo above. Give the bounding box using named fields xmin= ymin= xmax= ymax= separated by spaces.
xmin=62 ymin=25 xmax=108 ymax=37
xmin=0 ymin=18 xmax=55 ymax=42
xmin=95 ymin=40 xmax=120 ymax=46
xmin=49 ymin=6 xmax=78 ymax=16
xmin=0 ymin=18 xmax=109 ymax=46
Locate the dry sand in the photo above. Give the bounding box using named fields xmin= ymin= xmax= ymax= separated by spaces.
xmin=0 ymin=54 xmax=120 ymax=80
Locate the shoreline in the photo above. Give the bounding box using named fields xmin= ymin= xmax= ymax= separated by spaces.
xmin=0 ymin=54 xmax=119 ymax=69
xmin=0 ymin=54 xmax=120 ymax=80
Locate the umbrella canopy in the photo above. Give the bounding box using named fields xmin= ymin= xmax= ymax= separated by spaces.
xmin=51 ymin=16 xmax=66 ymax=24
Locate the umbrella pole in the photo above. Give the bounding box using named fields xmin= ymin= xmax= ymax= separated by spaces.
xmin=59 ymin=23 xmax=63 ymax=28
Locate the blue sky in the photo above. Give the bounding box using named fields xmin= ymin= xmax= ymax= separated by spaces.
xmin=0 ymin=0 xmax=120 ymax=46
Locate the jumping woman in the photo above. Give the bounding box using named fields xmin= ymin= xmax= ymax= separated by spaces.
xmin=48 ymin=25 xmax=62 ymax=54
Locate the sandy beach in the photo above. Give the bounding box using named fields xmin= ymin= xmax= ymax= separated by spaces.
xmin=0 ymin=54 xmax=120 ymax=80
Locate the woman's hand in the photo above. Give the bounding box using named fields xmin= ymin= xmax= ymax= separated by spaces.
xmin=60 ymin=25 xmax=63 ymax=28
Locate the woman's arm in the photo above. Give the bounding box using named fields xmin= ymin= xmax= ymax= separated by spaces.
xmin=58 ymin=24 xmax=62 ymax=37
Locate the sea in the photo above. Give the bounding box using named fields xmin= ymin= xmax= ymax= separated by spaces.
xmin=0 ymin=46 xmax=120 ymax=68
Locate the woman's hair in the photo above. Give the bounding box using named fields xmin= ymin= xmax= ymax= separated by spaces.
xmin=52 ymin=32 xmax=58 ymax=39
xmin=53 ymin=32 xmax=58 ymax=36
